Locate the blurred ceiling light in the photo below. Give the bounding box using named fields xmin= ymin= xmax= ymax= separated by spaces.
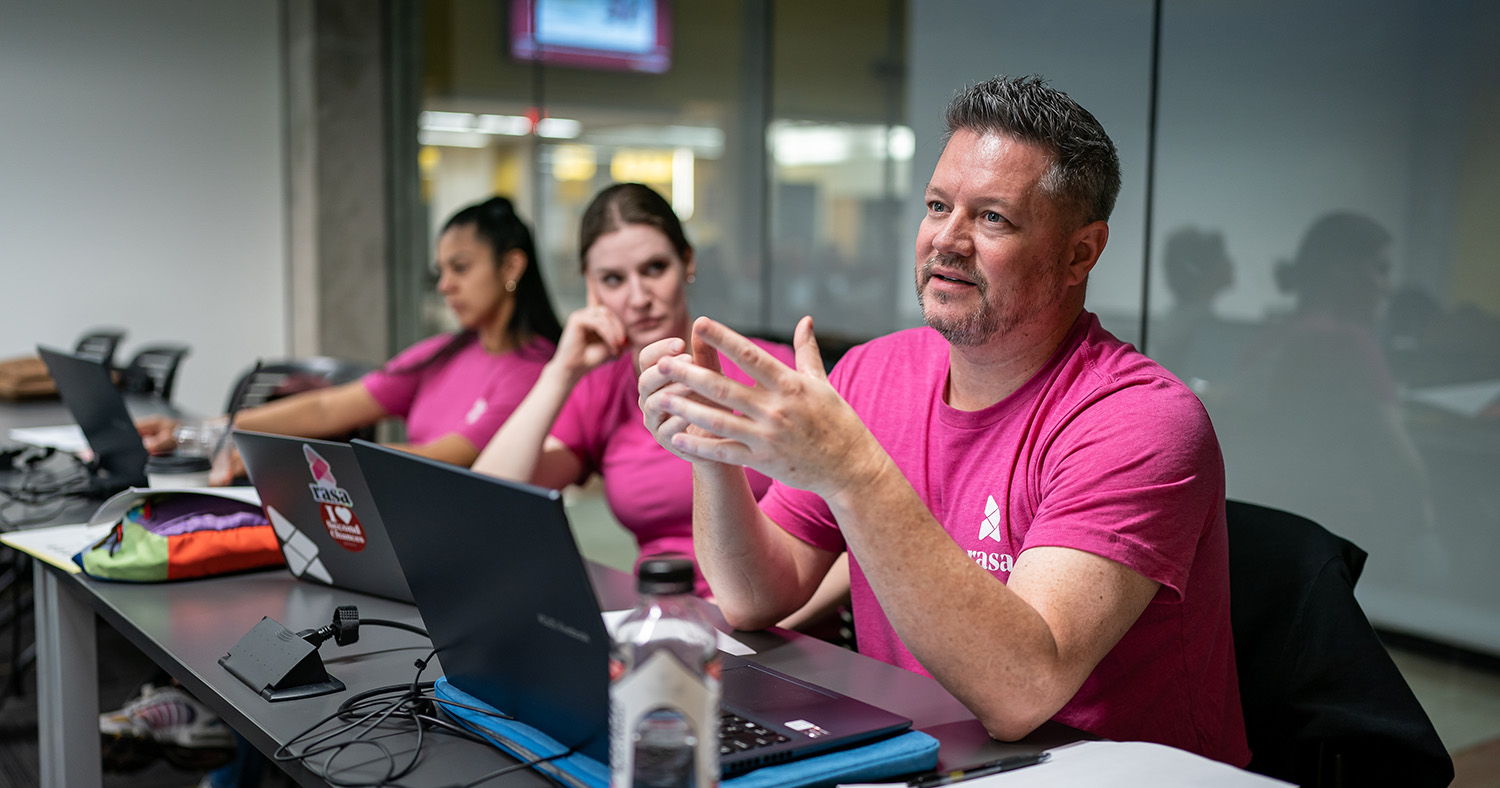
xmin=671 ymin=147 xmax=694 ymax=221
xmin=885 ymin=126 xmax=916 ymax=162
xmin=419 ymin=111 xmax=475 ymax=133
xmin=584 ymin=125 xmax=724 ymax=157
xmin=551 ymin=145 xmax=598 ymax=182
xmin=773 ymin=125 xmax=849 ymax=166
xmin=537 ymin=118 xmax=582 ymax=139
xmin=771 ymin=122 xmax=917 ymax=166
xmin=610 ymin=149 xmax=674 ymax=184
xmin=419 ymin=110 xmax=581 ymax=142
xmin=475 ymin=114 xmax=533 ymax=136
xmin=417 ymin=129 xmax=488 ymax=148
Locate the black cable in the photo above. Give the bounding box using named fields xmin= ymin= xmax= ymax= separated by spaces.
xmin=272 ymin=631 xmax=549 ymax=788
xmin=359 ymin=618 xmax=429 ymax=639
xmin=448 ymin=748 xmax=575 ymax=788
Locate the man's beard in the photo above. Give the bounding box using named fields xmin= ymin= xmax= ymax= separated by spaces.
xmin=916 ymin=254 xmax=1001 ymax=347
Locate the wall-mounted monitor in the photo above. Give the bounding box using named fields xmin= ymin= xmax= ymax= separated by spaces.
xmin=510 ymin=0 xmax=672 ymax=74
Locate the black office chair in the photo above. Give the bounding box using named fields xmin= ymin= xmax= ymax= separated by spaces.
xmin=73 ymin=328 xmax=126 ymax=370
xmin=224 ymin=357 xmax=377 ymax=440
xmin=117 ymin=344 xmax=191 ymax=402
xmin=1226 ymin=500 xmax=1453 ymax=788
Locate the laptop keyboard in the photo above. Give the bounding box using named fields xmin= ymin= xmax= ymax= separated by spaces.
xmin=719 ymin=713 xmax=792 ymax=756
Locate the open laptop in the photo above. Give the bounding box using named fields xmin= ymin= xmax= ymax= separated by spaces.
xmin=36 ymin=345 xmax=149 ymax=494
xmin=234 ymin=430 xmax=414 ymax=604
xmin=350 ymin=439 xmax=911 ymax=774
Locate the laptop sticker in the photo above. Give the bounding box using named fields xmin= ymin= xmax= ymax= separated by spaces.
xmin=303 ymin=444 xmax=366 ymax=552
xmin=266 ymin=504 xmax=333 ymax=583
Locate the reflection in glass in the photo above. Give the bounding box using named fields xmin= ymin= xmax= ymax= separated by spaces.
xmin=1216 ymin=212 xmax=1439 ymax=598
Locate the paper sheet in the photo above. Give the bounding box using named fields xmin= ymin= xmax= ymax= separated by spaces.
xmin=1 ymin=522 xmax=114 ymax=573
xmin=841 ymin=740 xmax=1291 ymax=788
xmin=8 ymin=424 xmax=89 ymax=454
xmin=602 ymin=608 xmax=755 ymax=656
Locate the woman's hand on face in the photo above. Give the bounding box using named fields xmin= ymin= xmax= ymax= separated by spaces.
xmin=556 ymin=305 xmax=629 ymax=378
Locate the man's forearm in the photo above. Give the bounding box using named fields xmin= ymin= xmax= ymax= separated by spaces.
xmin=824 ymin=456 xmax=1150 ymax=741
xmin=692 ymin=462 xmax=827 ymax=630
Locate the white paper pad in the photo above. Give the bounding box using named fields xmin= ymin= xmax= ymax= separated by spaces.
xmin=841 ymin=740 xmax=1290 ymax=787
xmin=602 ymin=608 xmax=755 ymax=656
xmin=0 ymin=522 xmax=115 ymax=573
xmin=8 ymin=424 xmax=89 ymax=454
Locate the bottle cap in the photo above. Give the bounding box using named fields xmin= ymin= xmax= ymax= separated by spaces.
xmin=637 ymin=555 xmax=695 ymax=595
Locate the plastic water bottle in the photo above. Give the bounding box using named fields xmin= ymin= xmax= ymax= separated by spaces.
xmin=610 ymin=556 xmax=720 ymax=788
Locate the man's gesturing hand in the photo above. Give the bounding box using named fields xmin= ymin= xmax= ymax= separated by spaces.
xmin=638 ymin=324 xmax=728 ymax=464
xmin=641 ymin=315 xmax=885 ymax=501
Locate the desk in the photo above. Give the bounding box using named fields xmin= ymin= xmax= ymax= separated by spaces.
xmin=31 ymin=559 xmax=1082 ymax=788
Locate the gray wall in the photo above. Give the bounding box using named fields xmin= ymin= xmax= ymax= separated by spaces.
xmin=0 ymin=0 xmax=286 ymax=415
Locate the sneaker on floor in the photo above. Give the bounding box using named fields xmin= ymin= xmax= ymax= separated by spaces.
xmin=100 ymin=683 xmax=236 ymax=771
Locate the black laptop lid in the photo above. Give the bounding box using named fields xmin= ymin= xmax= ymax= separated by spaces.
xmin=37 ymin=345 xmax=148 ymax=488
xmin=233 ymin=430 xmax=414 ymax=604
xmin=351 ymin=440 xmax=612 ymax=763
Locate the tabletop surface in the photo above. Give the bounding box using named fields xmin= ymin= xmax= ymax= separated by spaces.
xmin=55 ymin=560 xmax=1080 ymax=787
xmin=9 ymin=393 xmax=1081 ymax=785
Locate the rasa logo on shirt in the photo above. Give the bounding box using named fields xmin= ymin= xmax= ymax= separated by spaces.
xmin=303 ymin=444 xmax=366 ymax=552
xmin=968 ymin=495 xmax=1015 ymax=573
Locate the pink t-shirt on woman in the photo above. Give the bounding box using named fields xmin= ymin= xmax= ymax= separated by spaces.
xmin=549 ymin=338 xmax=795 ymax=592
xmin=362 ymin=333 xmax=554 ymax=448
xmin=760 ymin=313 xmax=1249 ymax=766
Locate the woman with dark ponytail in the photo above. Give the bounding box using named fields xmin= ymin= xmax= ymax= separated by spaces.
xmin=138 ymin=196 xmax=561 ymax=482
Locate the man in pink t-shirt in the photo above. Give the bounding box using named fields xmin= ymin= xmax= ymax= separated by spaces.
xmin=637 ymin=76 xmax=1249 ymax=764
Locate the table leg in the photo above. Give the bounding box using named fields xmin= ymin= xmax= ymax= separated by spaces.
xmin=34 ymin=562 xmax=101 ymax=788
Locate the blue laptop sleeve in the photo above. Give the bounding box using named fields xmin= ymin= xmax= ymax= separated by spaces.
xmin=434 ymin=676 xmax=939 ymax=788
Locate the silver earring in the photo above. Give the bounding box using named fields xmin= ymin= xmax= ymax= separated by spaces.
xmin=505 ymin=280 xmax=517 ymax=293
xmin=686 ymin=274 xmax=696 ymax=284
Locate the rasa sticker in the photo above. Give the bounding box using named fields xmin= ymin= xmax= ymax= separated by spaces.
xmin=303 ymin=444 xmax=366 ymax=552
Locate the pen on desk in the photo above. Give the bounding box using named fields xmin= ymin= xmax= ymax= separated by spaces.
xmin=908 ymin=752 xmax=1050 ymax=787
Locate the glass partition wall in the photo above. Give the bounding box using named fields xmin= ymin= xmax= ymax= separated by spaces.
xmin=1150 ymin=0 xmax=1500 ymax=656
xmin=410 ymin=0 xmax=1500 ymax=659
xmin=417 ymin=0 xmax=908 ymax=338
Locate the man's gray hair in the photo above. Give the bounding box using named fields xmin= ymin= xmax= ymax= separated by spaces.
xmin=944 ymin=75 xmax=1122 ymax=227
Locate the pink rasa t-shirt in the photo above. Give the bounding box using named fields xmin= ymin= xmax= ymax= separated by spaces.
xmin=362 ymin=334 xmax=555 ymax=449
xmin=550 ymin=338 xmax=795 ymax=593
xmin=759 ymin=313 xmax=1249 ymax=766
